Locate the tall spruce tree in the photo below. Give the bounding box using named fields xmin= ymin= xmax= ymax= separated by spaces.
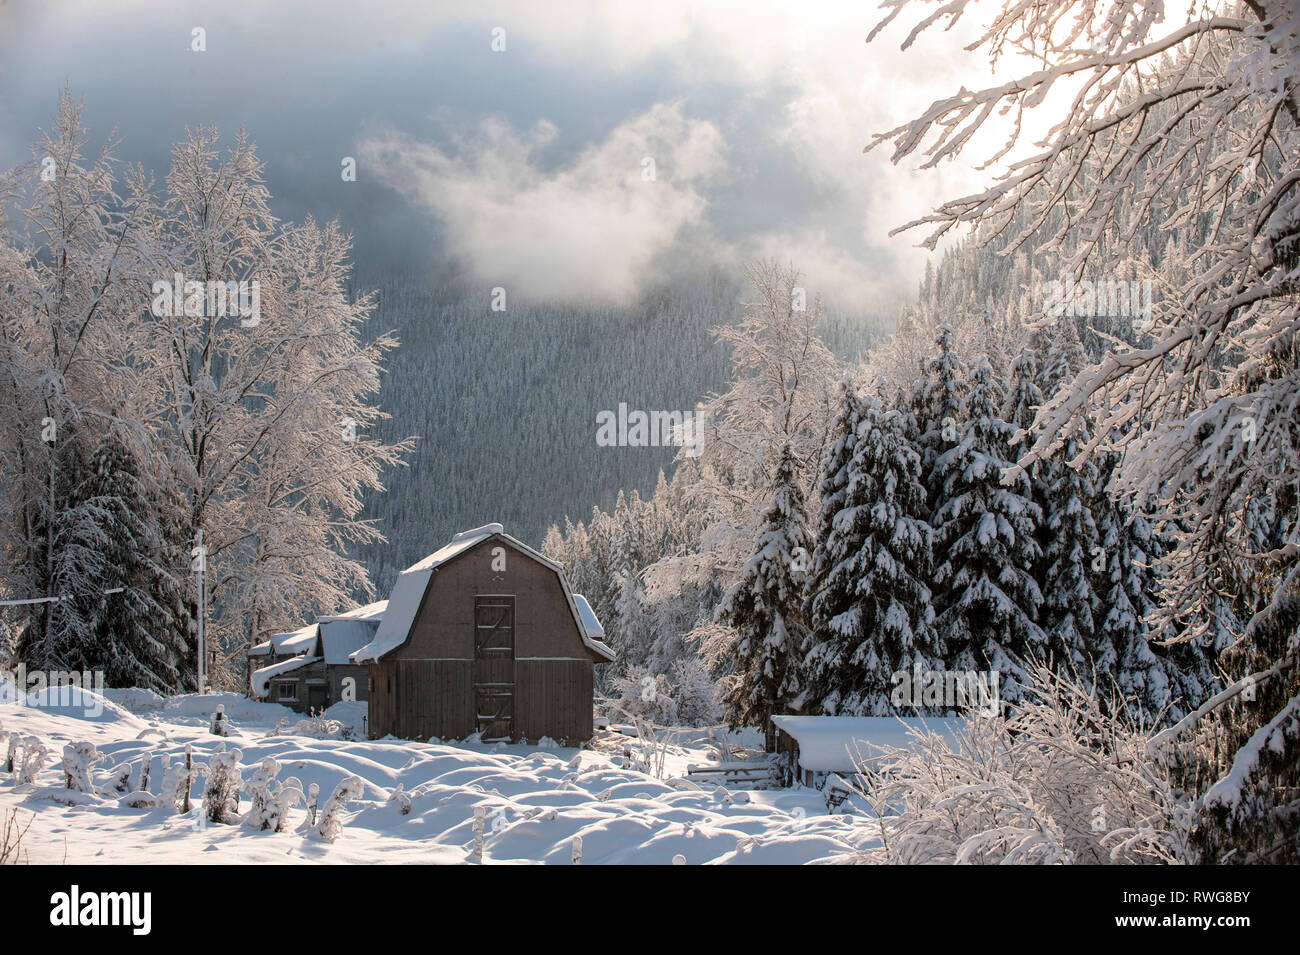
xmin=717 ymin=444 xmax=811 ymax=748
xmin=803 ymin=380 xmax=864 ymax=707
xmin=77 ymin=434 xmax=189 ymax=691
xmin=930 ymin=361 xmax=1043 ymax=700
xmin=805 ymin=398 xmax=936 ymax=715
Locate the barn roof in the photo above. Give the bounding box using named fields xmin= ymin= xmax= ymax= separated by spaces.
xmin=572 ymin=594 xmax=614 ymax=661
xmin=351 ymin=524 xmax=615 ymax=664
xmin=317 ymin=599 xmax=387 ymax=623
xmin=771 ymin=715 xmax=963 ymax=772
xmin=250 ymin=655 xmax=320 ymax=698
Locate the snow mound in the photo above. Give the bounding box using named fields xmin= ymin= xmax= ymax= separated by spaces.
xmin=103 ymin=687 xmax=167 ymax=713
xmin=323 ymin=700 xmax=368 ymax=735
xmin=20 ymin=685 xmax=143 ymax=725
xmin=162 ymin=692 xmax=298 ymax=724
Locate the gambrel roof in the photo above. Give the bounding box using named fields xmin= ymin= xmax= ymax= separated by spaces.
xmin=351 ymin=524 xmax=615 ymax=664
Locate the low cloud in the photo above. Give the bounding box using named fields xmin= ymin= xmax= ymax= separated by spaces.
xmin=359 ymin=103 xmax=725 ymax=303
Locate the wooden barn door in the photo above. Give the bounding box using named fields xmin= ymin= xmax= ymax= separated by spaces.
xmin=473 ymin=596 xmax=515 ymax=741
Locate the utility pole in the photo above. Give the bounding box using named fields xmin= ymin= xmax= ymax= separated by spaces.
xmin=194 ymin=528 xmax=206 ymax=695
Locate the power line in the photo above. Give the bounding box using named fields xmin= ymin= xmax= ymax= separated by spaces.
xmin=0 ymin=587 xmax=125 ymax=608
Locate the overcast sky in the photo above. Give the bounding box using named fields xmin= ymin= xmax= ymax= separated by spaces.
xmin=0 ymin=0 xmax=1019 ymax=310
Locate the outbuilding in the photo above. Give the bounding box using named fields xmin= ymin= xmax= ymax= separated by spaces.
xmin=351 ymin=524 xmax=614 ymax=743
xmin=771 ymin=715 xmax=963 ymax=788
xmin=249 ymin=601 xmax=387 ymax=713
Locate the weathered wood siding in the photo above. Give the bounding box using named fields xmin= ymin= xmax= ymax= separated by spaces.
xmin=516 ymin=659 xmax=593 ymax=743
xmin=370 ymin=536 xmax=600 ymax=742
xmin=327 ymin=663 xmax=370 ymax=705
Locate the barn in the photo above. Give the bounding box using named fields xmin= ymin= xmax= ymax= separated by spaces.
xmin=351 ymin=523 xmax=614 ymax=743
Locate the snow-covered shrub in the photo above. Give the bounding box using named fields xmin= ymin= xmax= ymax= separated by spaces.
xmin=18 ymin=737 xmax=49 ymax=785
xmin=856 ymin=664 xmax=1191 ymax=865
xmin=388 ymin=784 xmax=411 ymax=816
xmin=302 ymin=783 xmax=320 ymax=829
xmin=208 ymin=704 xmax=233 ymax=737
xmin=315 ymin=775 xmax=364 ymax=843
xmin=157 ymin=756 xmax=190 ymax=812
xmin=291 ymin=710 xmax=343 ymax=740
xmin=610 ymin=667 xmax=678 ymax=726
xmin=4 ymin=731 xmax=16 ymax=775
xmin=137 ymin=750 xmax=155 ymax=793
xmin=199 ymin=744 xmax=244 ymax=824
xmin=243 ymin=758 xmax=304 ymax=832
xmin=106 ymin=763 xmax=133 ymax=794
xmin=671 ymin=658 xmax=721 ymax=727
xmin=61 ymin=742 xmax=100 ymax=793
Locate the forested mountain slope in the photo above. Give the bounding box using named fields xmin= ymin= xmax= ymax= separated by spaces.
xmin=349 ymin=267 xmax=889 ymax=592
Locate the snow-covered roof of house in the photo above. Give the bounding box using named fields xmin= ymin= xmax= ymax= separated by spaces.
xmin=248 ymin=623 xmax=319 ymax=658
xmin=351 ymin=523 xmax=615 ymax=664
xmin=572 ymin=594 xmax=615 ymax=661
xmin=250 ymin=655 xmax=321 ymax=698
xmin=770 ymin=715 xmax=964 ymax=772
xmin=317 ymin=617 xmax=381 ymax=666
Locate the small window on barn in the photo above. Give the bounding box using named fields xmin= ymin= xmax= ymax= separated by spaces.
xmin=277 ymin=681 xmax=297 ymax=702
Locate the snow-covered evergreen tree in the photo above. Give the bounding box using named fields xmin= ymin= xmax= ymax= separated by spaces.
xmin=715 ymin=444 xmax=812 ymax=747
xmin=805 ymin=397 xmax=936 ymax=715
xmin=930 ymin=361 xmax=1043 ymax=698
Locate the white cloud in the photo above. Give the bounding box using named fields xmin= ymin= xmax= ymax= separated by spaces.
xmin=360 ymin=103 xmax=725 ymax=303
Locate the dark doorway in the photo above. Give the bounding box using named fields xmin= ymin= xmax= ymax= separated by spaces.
xmin=474 ymin=596 xmax=515 ymax=741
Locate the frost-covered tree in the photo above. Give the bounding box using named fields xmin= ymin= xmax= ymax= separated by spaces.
xmin=243 ymin=757 xmax=304 ymax=832
xmin=0 ymin=96 xmax=412 ymax=690
xmin=715 ymin=444 xmax=812 ymax=747
xmin=57 ymin=434 xmax=188 ymax=691
xmin=199 ymin=744 xmax=243 ymax=824
xmin=315 ymin=775 xmax=365 ymax=843
xmin=930 ymin=362 xmax=1043 ymax=696
xmin=872 ymin=0 xmax=1300 ymax=859
xmin=805 ymin=397 xmax=937 ymax=715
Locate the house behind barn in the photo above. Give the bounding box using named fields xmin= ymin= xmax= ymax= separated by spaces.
xmin=249 ymin=601 xmax=386 ymax=713
xmin=352 ymin=523 xmax=614 ymax=743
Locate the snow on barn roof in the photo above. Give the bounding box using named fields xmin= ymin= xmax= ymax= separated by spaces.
xmin=572 ymin=594 xmax=614 ymax=661
xmin=317 ymin=600 xmax=387 ymax=623
xmin=351 ymin=523 xmax=615 ymax=664
xmin=250 ymin=655 xmax=320 ymax=698
xmin=771 ymin=715 xmax=964 ymax=772
xmin=248 ymin=623 xmax=319 ymax=658
xmin=351 ymin=524 xmax=502 ymax=663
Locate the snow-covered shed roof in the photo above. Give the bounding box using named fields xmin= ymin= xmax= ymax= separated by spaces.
xmin=771 ymin=716 xmax=964 ymax=772
xmin=317 ymin=617 xmax=381 ymax=666
xmin=248 ymin=623 xmax=319 ymax=658
xmin=250 ymin=655 xmax=320 ymax=698
xmin=351 ymin=524 xmax=615 ymax=664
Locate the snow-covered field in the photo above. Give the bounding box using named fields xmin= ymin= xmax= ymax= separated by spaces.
xmin=0 ymin=688 xmax=875 ymax=865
